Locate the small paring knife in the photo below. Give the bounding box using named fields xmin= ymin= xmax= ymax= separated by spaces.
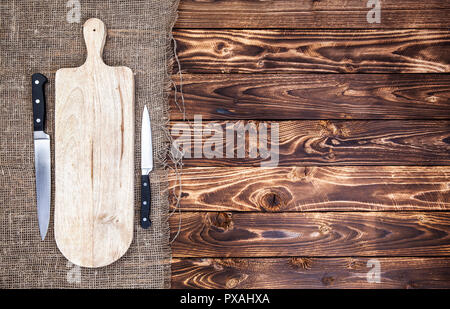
xmin=32 ymin=73 xmax=51 ymax=240
xmin=141 ymin=105 xmax=153 ymax=228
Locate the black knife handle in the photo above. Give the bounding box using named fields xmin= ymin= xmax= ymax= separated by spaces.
xmin=141 ymin=174 xmax=152 ymax=229
xmin=32 ymin=73 xmax=48 ymax=132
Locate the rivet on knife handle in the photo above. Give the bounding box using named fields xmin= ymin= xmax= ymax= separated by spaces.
xmin=32 ymin=73 xmax=48 ymax=131
xmin=141 ymin=174 xmax=151 ymax=228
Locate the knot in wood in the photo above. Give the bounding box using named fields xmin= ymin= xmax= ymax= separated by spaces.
xmin=319 ymin=225 xmax=331 ymax=234
xmin=321 ymin=275 xmax=335 ymax=286
xmin=226 ymin=277 xmax=239 ymax=288
xmin=289 ymin=257 xmax=312 ymax=270
xmin=346 ymin=258 xmax=365 ymax=270
xmin=210 ymin=212 xmax=233 ymax=231
xmin=252 ymin=187 xmax=292 ymax=212
xmin=261 ymin=192 xmax=282 ymax=211
xmin=324 ymin=151 xmax=336 ymax=161
xmin=226 ymin=274 xmax=248 ymax=288
xmin=344 ymin=62 xmax=356 ymax=72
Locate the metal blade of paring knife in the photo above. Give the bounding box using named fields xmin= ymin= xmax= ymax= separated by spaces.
xmin=140 ymin=105 xmax=153 ymax=228
xmin=32 ymin=73 xmax=51 ymax=240
xmin=141 ymin=105 xmax=153 ymax=175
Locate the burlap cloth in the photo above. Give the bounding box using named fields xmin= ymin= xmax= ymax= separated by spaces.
xmin=0 ymin=0 xmax=179 ymax=288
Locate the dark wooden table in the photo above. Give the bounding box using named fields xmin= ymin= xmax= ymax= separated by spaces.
xmin=168 ymin=0 xmax=450 ymax=288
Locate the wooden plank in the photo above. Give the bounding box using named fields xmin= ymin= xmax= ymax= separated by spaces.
xmin=176 ymin=0 xmax=450 ymax=29
xmin=170 ymin=212 xmax=450 ymax=257
xmin=172 ymin=257 xmax=450 ymax=289
xmin=173 ymin=29 xmax=450 ymax=73
xmin=170 ymin=74 xmax=450 ymax=120
xmin=168 ymin=166 xmax=450 ymax=212
xmin=11 ymin=29 xmax=449 ymax=74
xmin=170 ymin=120 xmax=450 ymax=167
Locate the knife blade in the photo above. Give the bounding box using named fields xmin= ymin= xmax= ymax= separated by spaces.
xmin=141 ymin=105 xmax=153 ymax=228
xmin=32 ymin=73 xmax=51 ymax=240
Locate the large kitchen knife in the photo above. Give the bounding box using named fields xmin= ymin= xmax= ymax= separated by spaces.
xmin=32 ymin=73 xmax=51 ymax=240
xmin=141 ymin=105 xmax=153 ymax=229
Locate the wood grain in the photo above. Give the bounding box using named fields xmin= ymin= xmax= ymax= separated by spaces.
xmin=170 ymin=212 xmax=450 ymax=257
xmin=55 ymin=19 xmax=134 ymax=268
xmin=176 ymin=0 xmax=450 ymax=29
xmin=168 ymin=166 xmax=450 ymax=212
xmin=174 ymin=29 xmax=450 ymax=73
xmin=172 ymin=257 xmax=450 ymax=289
xmin=169 ymin=0 xmax=450 ymax=290
xmin=170 ymin=74 xmax=450 ymax=120
xmin=170 ymin=120 xmax=450 ymax=167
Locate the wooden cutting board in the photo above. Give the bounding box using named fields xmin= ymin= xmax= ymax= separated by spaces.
xmin=54 ymin=18 xmax=134 ymax=268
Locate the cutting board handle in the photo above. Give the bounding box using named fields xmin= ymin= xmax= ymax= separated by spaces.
xmin=83 ymin=18 xmax=106 ymax=64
